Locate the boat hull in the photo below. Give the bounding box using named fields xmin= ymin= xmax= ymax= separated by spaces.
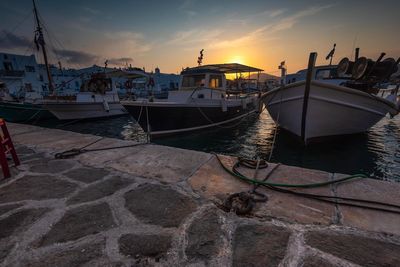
xmin=123 ymin=99 xmax=258 ymax=137
xmin=0 ymin=101 xmax=54 ymax=122
xmin=263 ymin=81 xmax=398 ymax=143
xmin=44 ymin=102 xmax=128 ymax=120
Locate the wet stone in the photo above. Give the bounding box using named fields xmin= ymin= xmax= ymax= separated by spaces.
xmin=0 ymin=204 xmax=22 ymax=216
xmin=233 ymin=224 xmax=291 ymax=267
xmin=22 ymin=241 xmax=106 ymax=267
xmin=40 ymin=203 xmax=115 ymax=246
xmin=64 ymin=167 xmax=110 ymax=184
xmin=0 ymin=175 xmax=77 ymax=203
xmin=30 ymin=159 xmax=75 ymax=173
xmin=67 ymin=176 xmax=134 ymax=205
xmin=186 ymin=209 xmax=223 ymax=263
xmin=305 ymin=230 xmax=400 ymax=267
xmin=124 ymin=183 xmax=197 ymax=228
xmin=119 ymin=233 xmax=172 ymax=260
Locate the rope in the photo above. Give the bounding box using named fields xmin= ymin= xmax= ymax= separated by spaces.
xmin=54 ymin=137 xmax=147 ymax=159
xmin=214 ymin=154 xmax=400 ymax=215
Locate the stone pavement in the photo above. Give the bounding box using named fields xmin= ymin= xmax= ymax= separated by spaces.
xmin=0 ymin=123 xmax=399 ymax=266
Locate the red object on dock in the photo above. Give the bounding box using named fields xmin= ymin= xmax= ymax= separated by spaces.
xmin=0 ymin=119 xmax=20 ymax=178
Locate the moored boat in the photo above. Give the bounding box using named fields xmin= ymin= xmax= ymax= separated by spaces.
xmin=263 ymin=51 xmax=400 ymax=144
xmin=123 ymin=63 xmax=263 ymax=137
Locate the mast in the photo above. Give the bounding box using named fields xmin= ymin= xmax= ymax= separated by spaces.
xmin=33 ymin=0 xmax=54 ymax=94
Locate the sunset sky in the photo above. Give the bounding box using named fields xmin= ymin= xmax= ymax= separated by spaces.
xmin=0 ymin=0 xmax=399 ymax=74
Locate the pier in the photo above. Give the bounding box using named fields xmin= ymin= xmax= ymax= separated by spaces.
xmin=1 ymin=123 xmax=399 ymax=266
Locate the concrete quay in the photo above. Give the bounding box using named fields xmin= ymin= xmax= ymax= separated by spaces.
xmin=0 ymin=122 xmax=399 ymax=266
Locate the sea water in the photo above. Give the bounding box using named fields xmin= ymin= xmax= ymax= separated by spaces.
xmin=36 ymin=111 xmax=400 ymax=182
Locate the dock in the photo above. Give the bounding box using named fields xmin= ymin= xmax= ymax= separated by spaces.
xmin=1 ymin=123 xmax=399 ymax=266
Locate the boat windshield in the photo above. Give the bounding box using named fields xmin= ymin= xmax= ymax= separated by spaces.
xmin=81 ymin=78 xmax=112 ymax=93
xmin=182 ymin=74 xmax=205 ymax=88
xmin=209 ymin=75 xmax=223 ymax=88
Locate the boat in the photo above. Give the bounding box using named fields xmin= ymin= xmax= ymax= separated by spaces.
xmin=262 ymin=50 xmax=400 ymax=144
xmin=42 ymin=73 xmax=128 ymax=120
xmin=122 ymin=63 xmax=264 ymax=138
xmin=0 ymin=79 xmax=55 ymax=122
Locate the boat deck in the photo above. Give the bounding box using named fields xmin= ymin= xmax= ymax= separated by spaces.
xmin=1 ymin=123 xmax=399 ymax=266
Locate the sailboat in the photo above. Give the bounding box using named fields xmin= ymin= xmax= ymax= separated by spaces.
xmin=1 ymin=0 xmax=127 ymax=122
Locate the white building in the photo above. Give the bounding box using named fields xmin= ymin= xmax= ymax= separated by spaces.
xmin=0 ymin=53 xmax=43 ymax=97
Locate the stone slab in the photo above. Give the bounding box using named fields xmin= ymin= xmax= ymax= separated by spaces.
xmin=67 ymin=176 xmax=134 ymax=205
xmin=39 ymin=203 xmax=115 ymax=246
xmin=189 ymin=155 xmax=335 ymax=225
xmin=189 ymin=155 xmax=251 ymax=201
xmin=63 ymin=167 xmax=110 ymax=183
xmin=109 ymin=144 xmax=211 ymax=183
xmin=335 ymin=174 xmax=400 ymax=235
xmin=119 ymin=233 xmax=172 ymax=261
xmin=232 ymin=223 xmax=291 ymax=267
xmin=22 ymin=241 xmax=107 ymax=267
xmin=0 ymin=204 xmax=22 ymax=216
xmin=0 ymin=208 xmax=49 ymax=262
xmin=0 ymin=175 xmax=77 ymax=203
xmin=124 ymin=183 xmax=197 ymax=228
xmin=186 ymin=209 xmax=223 ymax=264
xmin=0 ymin=208 xmax=49 ymax=239
xmin=305 ymin=230 xmax=400 ymax=267
xmin=256 ymin=164 xmax=335 ymax=225
xmin=30 ymin=159 xmax=75 ymax=173
xmin=302 ymin=255 xmax=337 ymax=267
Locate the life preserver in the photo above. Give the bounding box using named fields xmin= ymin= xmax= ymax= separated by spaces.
xmin=125 ymin=80 xmax=133 ymax=89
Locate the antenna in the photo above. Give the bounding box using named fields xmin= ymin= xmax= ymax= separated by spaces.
xmin=325 ymin=43 xmax=336 ymax=65
xmin=197 ymin=49 xmax=204 ymax=66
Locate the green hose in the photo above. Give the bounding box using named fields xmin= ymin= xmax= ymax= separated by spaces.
xmin=215 ymin=154 xmax=368 ymax=188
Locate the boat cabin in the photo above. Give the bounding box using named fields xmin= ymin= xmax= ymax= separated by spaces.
xmin=169 ymin=63 xmax=263 ymax=102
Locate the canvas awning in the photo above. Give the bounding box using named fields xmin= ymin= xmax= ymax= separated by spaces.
xmin=188 ymin=63 xmax=263 ymax=73
xmin=107 ymin=69 xmax=149 ymax=79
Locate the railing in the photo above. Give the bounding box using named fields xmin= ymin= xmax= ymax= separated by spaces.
xmin=0 ymin=70 xmax=25 ymax=77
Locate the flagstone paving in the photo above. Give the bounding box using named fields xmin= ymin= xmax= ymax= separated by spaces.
xmin=0 ymin=123 xmax=399 ymax=266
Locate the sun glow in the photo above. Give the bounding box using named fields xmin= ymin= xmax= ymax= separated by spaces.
xmin=229 ymin=55 xmax=245 ymax=65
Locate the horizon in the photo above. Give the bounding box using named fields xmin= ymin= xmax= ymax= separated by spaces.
xmin=0 ymin=0 xmax=399 ymax=75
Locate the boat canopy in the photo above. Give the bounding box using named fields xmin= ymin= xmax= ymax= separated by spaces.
xmin=107 ymin=69 xmax=149 ymax=79
xmin=188 ymin=63 xmax=263 ymax=74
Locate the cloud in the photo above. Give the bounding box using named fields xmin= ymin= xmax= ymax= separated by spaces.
xmin=0 ymin=31 xmax=31 ymax=49
xmin=53 ymin=49 xmax=98 ymax=64
xmin=181 ymin=5 xmax=334 ymax=50
xmin=107 ymin=57 xmax=134 ymax=66
xmin=104 ymin=31 xmax=152 ymax=54
xmin=179 ymin=0 xmax=197 ymax=17
xmin=167 ymin=29 xmax=222 ymax=46
xmin=83 ymin=7 xmax=100 ymax=15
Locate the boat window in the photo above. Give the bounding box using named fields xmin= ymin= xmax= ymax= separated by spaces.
xmin=182 ymin=74 xmax=205 ymax=88
xmin=209 ymin=75 xmax=223 ymax=88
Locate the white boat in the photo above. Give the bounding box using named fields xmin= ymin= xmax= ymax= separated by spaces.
xmin=122 ymin=63 xmax=263 ymax=137
xmin=43 ymin=73 xmax=127 ymax=120
xmin=263 ymin=52 xmax=400 ymax=144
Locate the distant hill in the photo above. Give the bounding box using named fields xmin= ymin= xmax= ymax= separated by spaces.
xmin=249 ymin=72 xmax=279 ymax=82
